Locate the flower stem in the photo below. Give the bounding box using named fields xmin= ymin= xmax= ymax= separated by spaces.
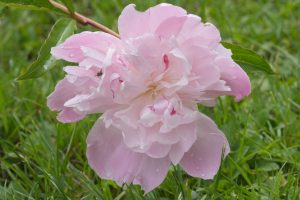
xmin=48 ymin=0 xmax=120 ymax=38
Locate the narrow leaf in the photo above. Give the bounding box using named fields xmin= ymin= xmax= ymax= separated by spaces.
xmin=0 ymin=0 xmax=54 ymax=10
xmin=222 ymin=42 xmax=274 ymax=74
xmin=17 ymin=18 xmax=76 ymax=80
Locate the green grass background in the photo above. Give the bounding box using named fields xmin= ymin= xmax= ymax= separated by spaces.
xmin=0 ymin=0 xmax=300 ymax=199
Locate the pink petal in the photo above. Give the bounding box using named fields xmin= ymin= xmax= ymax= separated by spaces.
xmin=118 ymin=4 xmax=186 ymax=39
xmin=177 ymin=14 xmax=221 ymax=48
xmin=139 ymin=106 xmax=161 ymax=127
xmin=47 ymin=76 xmax=89 ymax=123
xmin=51 ymin=31 xmax=120 ymax=63
xmin=160 ymin=107 xmax=199 ymax=133
xmin=123 ymin=34 xmax=172 ymax=78
xmin=56 ymin=107 xmax=85 ymax=123
xmin=64 ymin=66 xmax=98 ymax=80
xmin=47 ymin=66 xmax=110 ymax=122
xmin=146 ymin=142 xmax=171 ymax=158
xmin=86 ymin=119 xmax=170 ymax=193
xmin=180 ymin=114 xmax=230 ymax=179
xmin=155 ymin=16 xmax=187 ymax=37
xmin=47 ymin=78 xmax=78 ymax=111
xmin=180 ymin=44 xmax=220 ymax=88
xmin=102 ymin=107 xmax=146 ymax=149
xmin=168 ymin=122 xmax=198 ymax=164
xmin=216 ymin=45 xmax=251 ymax=101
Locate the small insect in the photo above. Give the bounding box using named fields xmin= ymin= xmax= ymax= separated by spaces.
xmin=96 ymin=70 xmax=103 ymax=77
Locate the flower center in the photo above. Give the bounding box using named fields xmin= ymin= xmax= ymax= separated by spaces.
xmin=144 ymin=84 xmax=159 ymax=100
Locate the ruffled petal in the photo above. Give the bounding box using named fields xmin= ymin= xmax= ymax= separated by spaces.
xmin=168 ymin=122 xmax=198 ymax=164
xmin=118 ymin=4 xmax=186 ymax=39
xmin=146 ymin=142 xmax=171 ymax=158
xmin=56 ymin=107 xmax=85 ymax=123
xmin=47 ymin=77 xmax=88 ymax=123
xmin=47 ymin=78 xmax=77 ymax=111
xmin=155 ymin=16 xmax=187 ymax=37
xmin=51 ymin=31 xmax=120 ymax=63
xmin=177 ymin=14 xmax=221 ymax=48
xmin=180 ymin=114 xmax=230 ymax=179
xmin=215 ymin=45 xmax=251 ymax=101
xmin=86 ymin=119 xmax=170 ymax=193
xmin=47 ymin=66 xmax=110 ymax=122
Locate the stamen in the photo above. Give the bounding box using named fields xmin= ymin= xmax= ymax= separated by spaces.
xmin=170 ymin=108 xmax=176 ymax=115
xmin=163 ymin=54 xmax=169 ymax=70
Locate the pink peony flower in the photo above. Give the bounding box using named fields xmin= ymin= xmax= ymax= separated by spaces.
xmin=48 ymin=3 xmax=251 ymax=192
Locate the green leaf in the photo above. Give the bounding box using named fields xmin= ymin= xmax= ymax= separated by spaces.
xmin=61 ymin=0 xmax=74 ymax=14
xmin=0 ymin=0 xmax=54 ymax=10
xmin=17 ymin=18 xmax=77 ymax=80
xmin=257 ymin=161 xmax=280 ymax=172
xmin=222 ymin=42 xmax=274 ymax=74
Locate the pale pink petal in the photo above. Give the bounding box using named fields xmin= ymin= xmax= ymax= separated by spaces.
xmin=146 ymin=142 xmax=171 ymax=158
xmin=56 ymin=107 xmax=85 ymax=123
xmin=180 ymin=114 xmax=230 ymax=179
xmin=47 ymin=78 xmax=78 ymax=111
xmin=51 ymin=31 xmax=120 ymax=63
xmin=104 ymin=107 xmax=177 ymax=154
xmin=47 ymin=66 xmax=109 ymax=122
xmin=180 ymin=44 xmax=220 ymax=88
xmin=132 ymin=156 xmax=169 ymax=193
xmin=86 ymin=119 xmax=170 ymax=193
xmin=177 ymin=14 xmax=221 ymax=48
xmin=102 ymin=108 xmax=142 ymax=149
xmin=64 ymin=66 xmax=98 ymax=80
xmin=139 ymin=106 xmax=161 ymax=127
xmin=168 ymin=122 xmax=198 ymax=164
xmin=215 ymin=45 xmax=251 ymax=101
xmin=118 ymin=4 xmax=186 ymax=39
xmin=155 ymin=16 xmax=187 ymax=37
xmin=159 ymin=48 xmax=190 ymax=94
xmin=160 ymin=107 xmax=199 ymax=133
xmin=64 ymin=94 xmax=99 ymax=112
xmin=47 ymin=78 xmax=88 ymax=123
xmin=123 ymin=34 xmax=172 ymax=78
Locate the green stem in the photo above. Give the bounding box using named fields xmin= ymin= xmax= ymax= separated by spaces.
xmin=48 ymin=0 xmax=120 ymax=38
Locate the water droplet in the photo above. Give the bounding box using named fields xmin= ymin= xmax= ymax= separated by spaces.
xmin=201 ymin=173 xmax=205 ymax=177
xmin=69 ymin=53 xmax=74 ymax=58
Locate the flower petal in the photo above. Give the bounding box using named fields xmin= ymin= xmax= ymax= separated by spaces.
xmin=168 ymin=122 xmax=198 ymax=164
xmin=177 ymin=14 xmax=221 ymax=48
xmin=47 ymin=66 xmax=112 ymax=122
xmin=86 ymin=119 xmax=170 ymax=193
xmin=51 ymin=31 xmax=120 ymax=63
xmin=47 ymin=78 xmax=77 ymax=111
xmin=56 ymin=107 xmax=85 ymax=123
xmin=155 ymin=16 xmax=187 ymax=38
xmin=180 ymin=114 xmax=230 ymax=179
xmin=118 ymin=4 xmax=186 ymax=39
xmin=215 ymin=45 xmax=251 ymax=101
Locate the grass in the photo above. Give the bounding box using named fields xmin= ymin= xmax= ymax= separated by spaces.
xmin=0 ymin=0 xmax=300 ymax=199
